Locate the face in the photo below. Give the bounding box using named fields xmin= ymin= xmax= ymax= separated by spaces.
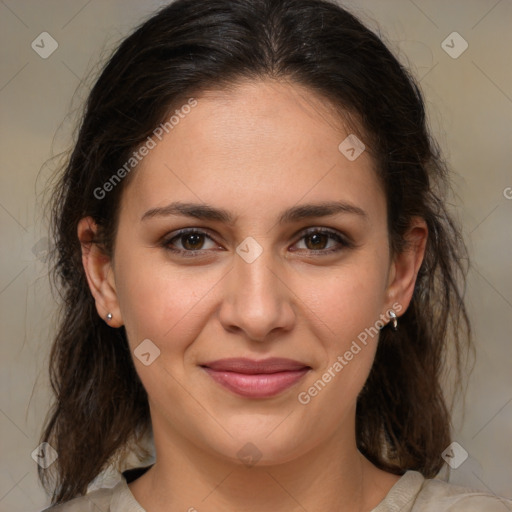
xmin=81 ymin=79 xmax=422 ymax=467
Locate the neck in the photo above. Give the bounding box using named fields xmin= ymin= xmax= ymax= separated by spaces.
xmin=129 ymin=414 xmax=400 ymax=511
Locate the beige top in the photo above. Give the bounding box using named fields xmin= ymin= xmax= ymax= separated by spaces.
xmin=43 ymin=468 xmax=512 ymax=511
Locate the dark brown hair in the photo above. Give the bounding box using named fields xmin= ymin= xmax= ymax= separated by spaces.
xmin=39 ymin=0 xmax=472 ymax=504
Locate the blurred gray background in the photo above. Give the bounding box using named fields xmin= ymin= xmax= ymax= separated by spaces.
xmin=0 ymin=0 xmax=511 ymax=510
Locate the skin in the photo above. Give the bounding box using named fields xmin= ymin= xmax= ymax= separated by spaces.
xmin=79 ymin=79 xmax=427 ymax=511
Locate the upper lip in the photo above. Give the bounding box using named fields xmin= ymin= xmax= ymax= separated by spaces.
xmin=201 ymin=357 xmax=310 ymax=374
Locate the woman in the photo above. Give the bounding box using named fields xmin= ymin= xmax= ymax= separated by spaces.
xmin=38 ymin=0 xmax=511 ymax=510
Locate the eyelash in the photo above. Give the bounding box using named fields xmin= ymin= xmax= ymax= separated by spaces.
xmin=160 ymin=227 xmax=351 ymax=258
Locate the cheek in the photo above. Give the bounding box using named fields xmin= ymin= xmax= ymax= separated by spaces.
xmin=304 ymin=257 xmax=388 ymax=392
xmin=315 ymin=262 xmax=388 ymax=342
xmin=114 ymin=251 xmax=222 ymax=352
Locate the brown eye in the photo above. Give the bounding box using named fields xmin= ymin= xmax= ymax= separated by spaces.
xmin=163 ymin=229 xmax=218 ymax=255
xmin=292 ymin=228 xmax=350 ymax=255
xmin=180 ymin=232 xmax=206 ymax=250
xmin=304 ymin=232 xmax=330 ymax=250
xmin=162 ymin=227 xmax=350 ymax=258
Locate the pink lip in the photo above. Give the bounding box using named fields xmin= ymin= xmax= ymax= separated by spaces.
xmin=201 ymin=358 xmax=311 ymax=398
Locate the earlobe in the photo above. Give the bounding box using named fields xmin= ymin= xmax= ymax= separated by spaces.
xmin=385 ymin=217 xmax=428 ymax=316
xmin=77 ymin=217 xmax=124 ymax=327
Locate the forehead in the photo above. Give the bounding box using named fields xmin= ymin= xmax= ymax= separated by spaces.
xmin=120 ymin=79 xmax=384 ymax=222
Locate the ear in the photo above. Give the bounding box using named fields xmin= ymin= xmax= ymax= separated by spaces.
xmin=384 ymin=217 xmax=428 ymax=318
xmin=77 ymin=217 xmax=123 ymax=327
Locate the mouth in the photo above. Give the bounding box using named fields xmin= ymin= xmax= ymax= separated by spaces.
xmin=200 ymin=357 xmax=311 ymax=399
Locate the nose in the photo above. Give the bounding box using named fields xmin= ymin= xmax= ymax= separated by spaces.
xmin=217 ymin=246 xmax=296 ymax=342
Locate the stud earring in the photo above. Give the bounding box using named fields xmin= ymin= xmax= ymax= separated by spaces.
xmin=388 ymin=310 xmax=398 ymax=331
xmin=106 ymin=313 xmax=113 ymax=321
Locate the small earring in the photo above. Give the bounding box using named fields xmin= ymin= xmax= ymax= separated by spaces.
xmin=106 ymin=313 xmax=113 ymax=321
xmin=388 ymin=310 xmax=398 ymax=331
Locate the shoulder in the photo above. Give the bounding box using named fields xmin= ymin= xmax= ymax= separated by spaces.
xmin=38 ymin=465 xmax=151 ymax=512
xmin=40 ymin=484 xmax=116 ymax=511
xmin=373 ymin=470 xmax=512 ymax=512
xmin=414 ymin=476 xmax=512 ymax=511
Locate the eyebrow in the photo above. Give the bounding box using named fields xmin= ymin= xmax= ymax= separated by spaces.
xmin=141 ymin=200 xmax=368 ymax=224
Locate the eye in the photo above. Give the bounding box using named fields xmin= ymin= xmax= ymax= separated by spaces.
xmin=161 ymin=227 xmax=351 ymax=257
xmin=291 ymin=228 xmax=350 ymax=254
xmin=162 ymin=228 xmax=219 ymax=255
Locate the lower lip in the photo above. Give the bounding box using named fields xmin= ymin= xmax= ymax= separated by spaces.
xmin=202 ymin=367 xmax=310 ymax=398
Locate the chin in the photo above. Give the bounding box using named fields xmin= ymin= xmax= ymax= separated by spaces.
xmin=207 ymin=427 xmax=312 ymax=468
